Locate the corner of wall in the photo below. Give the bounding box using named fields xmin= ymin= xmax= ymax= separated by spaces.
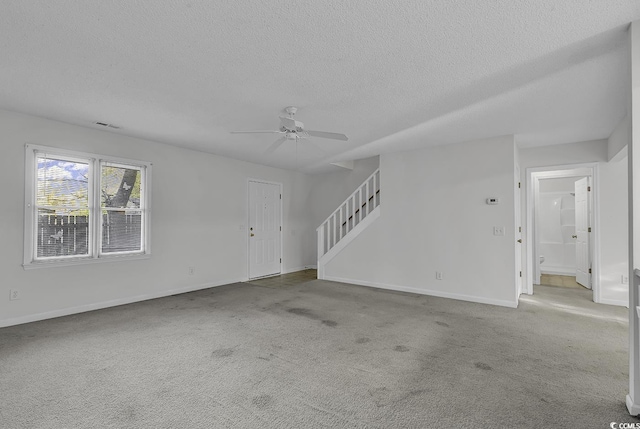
xmin=608 ymin=114 xmax=631 ymax=162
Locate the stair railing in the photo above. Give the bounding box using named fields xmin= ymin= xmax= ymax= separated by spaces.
xmin=317 ymin=168 xmax=380 ymax=260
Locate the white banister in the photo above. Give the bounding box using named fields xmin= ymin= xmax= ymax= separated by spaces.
xmin=317 ymin=168 xmax=380 ymax=266
xmin=375 ymin=170 xmax=380 ymax=206
xmin=358 ymin=187 xmax=363 ymax=223
xmin=373 ymin=172 xmax=377 ymax=210
xmin=345 ymin=198 xmax=350 ymax=234
xmin=366 ymin=180 xmax=371 ymax=215
xmin=348 ymin=197 xmax=352 ymax=233
xmin=331 ymin=214 xmax=336 ymax=248
xmin=317 ymin=225 xmax=324 ymax=262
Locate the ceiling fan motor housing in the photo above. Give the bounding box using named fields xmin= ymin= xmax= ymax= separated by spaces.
xmin=280 ymin=116 xmax=305 ymax=132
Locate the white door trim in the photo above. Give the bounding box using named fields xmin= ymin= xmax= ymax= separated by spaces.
xmin=515 ymin=164 xmax=522 ymax=299
xmin=247 ymin=178 xmax=283 ymax=280
xmin=524 ymin=162 xmax=601 ymax=303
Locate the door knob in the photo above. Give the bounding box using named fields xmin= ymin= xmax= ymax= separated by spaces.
xmin=250 ymin=233 xmax=255 ymax=237
xmin=572 ymin=235 xmax=577 ymax=238
xmin=517 ymin=239 xmax=522 ymax=243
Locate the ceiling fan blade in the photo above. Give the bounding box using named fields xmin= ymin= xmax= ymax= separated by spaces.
xmin=231 ymin=130 xmax=283 ymax=134
xmin=279 ymin=116 xmax=297 ymax=131
xmin=306 ymin=130 xmax=349 ymax=141
xmin=264 ymin=136 xmax=287 ymax=155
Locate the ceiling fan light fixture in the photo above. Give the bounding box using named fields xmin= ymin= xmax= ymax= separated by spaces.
xmin=230 ymin=107 xmax=348 ymax=154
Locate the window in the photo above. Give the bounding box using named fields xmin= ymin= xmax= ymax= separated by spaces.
xmin=24 ymin=145 xmax=151 ymax=268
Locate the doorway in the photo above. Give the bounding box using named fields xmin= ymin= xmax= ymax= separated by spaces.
xmin=525 ymin=163 xmax=600 ymax=302
xmin=248 ymin=179 xmax=282 ymax=280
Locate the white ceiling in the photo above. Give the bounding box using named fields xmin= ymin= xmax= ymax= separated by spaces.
xmin=0 ymin=1 xmax=638 ymax=173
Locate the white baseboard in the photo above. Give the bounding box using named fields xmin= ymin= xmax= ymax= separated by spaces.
xmin=0 ymin=278 xmax=242 ymax=328
xmin=282 ymin=265 xmax=317 ymax=274
xmin=598 ymin=297 xmax=628 ymax=308
xmin=323 ymin=276 xmax=518 ymax=308
xmin=627 ymin=394 xmax=640 ymax=416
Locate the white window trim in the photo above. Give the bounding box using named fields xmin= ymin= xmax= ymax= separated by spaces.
xmin=23 ymin=144 xmax=152 ymax=269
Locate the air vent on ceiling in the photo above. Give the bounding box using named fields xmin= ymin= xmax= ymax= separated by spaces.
xmin=95 ymin=121 xmax=120 ymax=129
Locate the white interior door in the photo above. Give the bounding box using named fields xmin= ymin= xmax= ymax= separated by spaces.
xmin=575 ymin=177 xmax=591 ymax=288
xmin=249 ymin=181 xmax=281 ymax=279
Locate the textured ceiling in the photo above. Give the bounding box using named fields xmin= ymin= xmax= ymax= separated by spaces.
xmin=0 ymin=1 xmax=638 ymax=172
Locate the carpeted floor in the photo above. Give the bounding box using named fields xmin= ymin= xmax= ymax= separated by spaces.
xmin=247 ymin=269 xmax=318 ymax=289
xmin=0 ymin=271 xmax=635 ymax=428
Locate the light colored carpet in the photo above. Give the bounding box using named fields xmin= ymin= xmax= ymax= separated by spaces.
xmin=0 ymin=272 xmax=635 ymax=428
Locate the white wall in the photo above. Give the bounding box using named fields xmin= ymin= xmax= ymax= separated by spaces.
xmin=609 ymin=115 xmax=630 ymax=161
xmin=324 ymin=135 xmax=518 ymax=307
xmin=0 ymin=109 xmax=315 ymax=327
xmin=520 ymin=139 xmax=608 ymax=166
xmin=633 ymin=19 xmax=640 ymax=273
xmin=629 ymin=19 xmax=640 ymax=414
xmin=539 ymin=177 xmax=581 ymax=193
xmin=519 ymin=139 xmax=629 ymax=306
xmin=600 ymin=156 xmax=630 ymax=304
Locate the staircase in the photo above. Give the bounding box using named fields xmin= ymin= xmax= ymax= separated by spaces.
xmin=317 ymin=169 xmax=380 ymax=279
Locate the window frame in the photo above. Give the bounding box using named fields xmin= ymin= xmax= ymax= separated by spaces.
xmin=24 ymin=144 xmax=152 ymax=269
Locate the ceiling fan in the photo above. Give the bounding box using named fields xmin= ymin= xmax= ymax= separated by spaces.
xmin=231 ymin=106 xmax=348 ymax=154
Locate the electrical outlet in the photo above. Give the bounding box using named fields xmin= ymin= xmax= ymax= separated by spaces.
xmin=9 ymin=289 xmax=20 ymax=301
xmin=436 ymin=271 xmax=443 ymax=280
xmin=493 ymin=226 xmax=505 ymax=236
xmin=622 ymin=275 xmax=629 ymax=284
xmin=188 ymin=266 xmax=195 ymax=276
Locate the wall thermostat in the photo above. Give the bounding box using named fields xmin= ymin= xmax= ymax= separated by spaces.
xmin=486 ymin=198 xmax=500 ymax=205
